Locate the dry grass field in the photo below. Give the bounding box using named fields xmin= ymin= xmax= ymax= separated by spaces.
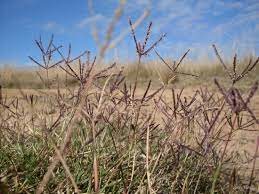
xmin=0 ymin=15 xmax=259 ymax=194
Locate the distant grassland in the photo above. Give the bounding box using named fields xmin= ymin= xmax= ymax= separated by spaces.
xmin=1 ymin=57 xmax=258 ymax=90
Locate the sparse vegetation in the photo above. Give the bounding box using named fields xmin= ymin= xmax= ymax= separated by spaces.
xmin=0 ymin=13 xmax=259 ymax=194
xmin=1 ymin=55 xmax=258 ymax=90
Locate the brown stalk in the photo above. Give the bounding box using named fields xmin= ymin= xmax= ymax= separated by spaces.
xmin=109 ymin=10 xmax=150 ymax=49
xmin=51 ymin=137 xmax=80 ymax=193
xmin=155 ymin=49 xmax=198 ymax=80
xmin=212 ymin=44 xmax=233 ymax=80
xmin=246 ymin=136 xmax=259 ymax=194
xmin=213 ymin=44 xmax=259 ymax=85
xmin=0 ymin=85 xmax=2 ymax=105
xmin=98 ymin=0 xmax=126 ymax=60
xmin=128 ymin=18 xmax=165 ymax=103
xmin=36 ymin=109 xmax=77 ymax=194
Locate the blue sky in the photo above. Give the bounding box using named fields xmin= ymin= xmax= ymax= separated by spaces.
xmin=0 ymin=0 xmax=259 ymax=66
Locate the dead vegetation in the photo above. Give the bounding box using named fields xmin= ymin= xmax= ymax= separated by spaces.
xmin=0 ymin=11 xmax=259 ymax=194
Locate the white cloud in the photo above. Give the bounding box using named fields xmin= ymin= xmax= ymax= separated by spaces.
xmin=73 ymin=0 xmax=258 ymax=58
xmin=212 ymin=10 xmax=259 ymax=38
xmin=157 ymin=0 xmax=177 ymax=11
xmin=132 ymin=0 xmax=150 ymax=7
xmin=124 ymin=0 xmax=151 ymax=15
xmin=152 ymin=0 xmax=211 ymax=34
xmin=43 ymin=21 xmax=64 ymax=34
xmin=145 ymin=0 xmax=259 ymax=57
xmin=77 ymin=14 xmax=104 ymax=28
xmin=243 ymin=1 xmax=259 ymax=12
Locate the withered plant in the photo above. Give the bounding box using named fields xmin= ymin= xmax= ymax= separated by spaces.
xmin=0 ymin=13 xmax=258 ymax=194
xmin=155 ymin=49 xmax=198 ymax=85
xmin=128 ymin=18 xmax=165 ymax=93
xmin=213 ymin=44 xmax=259 ymax=124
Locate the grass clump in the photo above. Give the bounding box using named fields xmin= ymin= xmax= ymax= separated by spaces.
xmin=0 ymin=15 xmax=259 ymax=194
